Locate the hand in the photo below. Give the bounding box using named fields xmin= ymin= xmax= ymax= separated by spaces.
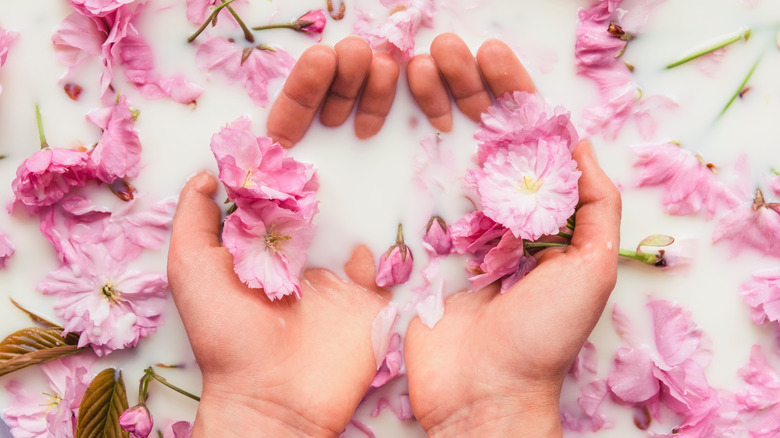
xmin=266 ymin=36 xmax=401 ymax=148
xmin=403 ymin=34 xmax=622 ymax=437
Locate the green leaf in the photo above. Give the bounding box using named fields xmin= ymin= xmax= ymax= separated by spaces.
xmin=0 ymin=327 xmax=84 ymax=377
xmin=637 ymin=234 xmax=675 ymax=248
xmin=76 ymin=368 xmax=130 ymax=438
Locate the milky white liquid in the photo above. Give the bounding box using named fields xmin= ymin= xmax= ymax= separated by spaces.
xmin=1 ymin=0 xmax=780 ymax=436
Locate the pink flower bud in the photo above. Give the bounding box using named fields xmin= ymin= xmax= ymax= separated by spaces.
xmin=119 ymin=404 xmax=153 ymax=438
xmin=295 ymin=10 xmax=327 ymax=40
xmin=376 ymin=225 xmax=414 ymax=288
xmin=423 ymin=216 xmax=453 ymax=256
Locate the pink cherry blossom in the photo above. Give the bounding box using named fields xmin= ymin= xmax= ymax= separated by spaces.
xmin=87 ymin=94 xmax=142 ymax=183
xmin=450 ymin=210 xmax=505 ymax=256
xmin=0 ymin=231 xmax=14 ymax=269
xmin=712 ymin=189 xmax=780 ymax=257
xmin=632 ymin=143 xmax=740 ymax=217
xmin=575 ymin=5 xmax=628 ymax=68
xmin=375 ymin=226 xmax=414 ymax=288
xmin=211 ymin=117 xmax=318 ymax=215
xmin=222 ymin=202 xmax=316 ymax=300
xmin=2 ymin=355 xmax=95 ymax=438
xmin=195 ymin=37 xmax=295 ymax=106
xmin=11 ymin=147 xmax=92 ymax=214
xmin=735 ymin=345 xmax=780 ymax=437
xmin=469 ymin=230 xmax=536 ymax=292
xmin=354 ymin=0 xmax=436 ymax=62
xmin=295 ymin=10 xmax=327 ymax=41
xmin=38 ymin=243 xmax=168 ymax=356
xmin=119 ymin=404 xmax=153 ymax=438
xmin=740 ymin=268 xmax=780 ymax=327
xmin=118 ymin=33 xmax=203 ymax=105
xmin=422 ymin=216 xmax=453 ymax=256
xmin=70 ymin=0 xmax=136 ymax=17
xmin=0 ymin=25 xmax=17 ymax=96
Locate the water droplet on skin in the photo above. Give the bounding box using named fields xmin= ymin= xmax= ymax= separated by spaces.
xmin=606 ymin=241 xmax=613 ymax=250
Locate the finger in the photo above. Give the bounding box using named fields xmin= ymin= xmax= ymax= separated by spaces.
xmin=430 ymin=33 xmax=492 ymax=122
xmin=169 ymin=171 xmax=221 ymax=255
xmin=354 ymin=53 xmax=400 ymax=139
xmin=407 ymin=55 xmax=452 ymax=132
xmin=319 ymin=37 xmax=373 ymax=127
xmin=476 ymin=39 xmax=535 ymax=100
xmin=344 ymin=244 xmax=390 ymax=299
xmin=266 ymin=44 xmax=337 ymax=148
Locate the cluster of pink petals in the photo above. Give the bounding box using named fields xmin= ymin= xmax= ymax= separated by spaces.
xmin=2 ymin=355 xmax=95 ymax=438
xmin=469 ymin=91 xmax=580 ymax=242
xmin=38 ymin=243 xmax=168 ymax=356
xmin=53 ymin=2 xmax=202 ymax=104
xmin=607 ymin=300 xmax=733 ymax=435
xmin=11 ymin=96 xmax=145 ymax=215
xmin=713 ymin=199 xmax=780 ymax=258
xmin=575 ymin=0 xmax=675 ymax=139
xmin=561 ymin=342 xmax=612 ymax=433
xmin=370 ymin=305 xmax=403 ymax=388
xmin=632 ymin=143 xmax=740 ymax=217
xmin=740 ymin=268 xmax=780 ymax=328
xmin=0 ymin=231 xmax=13 ymax=269
xmin=735 ymin=345 xmax=780 ymax=437
xmin=0 ymin=25 xmax=17 ymax=96
xmin=195 ymin=37 xmax=295 ymax=106
xmin=353 ymin=0 xmax=436 ymax=62
xmin=211 ymin=118 xmax=318 ymax=300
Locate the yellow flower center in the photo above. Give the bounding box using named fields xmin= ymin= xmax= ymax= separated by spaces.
xmin=518 ymin=175 xmax=543 ymax=193
xmin=389 ymin=5 xmax=408 ymax=14
xmin=40 ymin=392 xmax=62 ymax=413
xmin=241 ymin=169 xmax=254 ymax=188
xmin=265 ymin=227 xmax=291 ymax=254
xmin=100 ymin=281 xmax=121 ymax=304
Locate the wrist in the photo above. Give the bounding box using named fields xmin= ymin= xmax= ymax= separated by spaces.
xmin=192 ymin=385 xmax=338 ymax=438
xmin=423 ymin=392 xmax=562 ymax=438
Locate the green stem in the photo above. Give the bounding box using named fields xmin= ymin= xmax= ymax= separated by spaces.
xmin=187 ymin=0 xmax=238 ymax=43
xmin=150 ymin=373 xmax=201 ymax=402
xmin=396 ymin=224 xmax=405 ymax=244
xmin=222 ymin=0 xmax=254 ymax=43
xmin=666 ymin=29 xmax=750 ymax=69
xmin=252 ymin=23 xmax=296 ymax=31
xmin=523 ymin=242 xmax=569 ymax=249
xmin=618 ymin=248 xmax=657 ymax=265
xmin=719 ymin=50 xmax=764 ymax=118
xmin=35 ymin=105 xmax=49 ymax=149
xmin=138 ymin=368 xmax=153 ymax=403
xmin=771 ymin=168 xmax=779 ymax=176
xmin=557 ymin=232 xmax=573 ymax=239
xmin=565 ymin=222 xmax=575 ymax=231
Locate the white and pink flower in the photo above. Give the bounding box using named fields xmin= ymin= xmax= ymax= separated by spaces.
xmin=353 ymin=0 xmax=436 ymax=62
xmin=10 ymin=147 xmax=92 ymax=214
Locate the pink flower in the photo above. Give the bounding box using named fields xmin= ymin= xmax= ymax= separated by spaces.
xmin=734 ymin=345 xmax=780 ymax=437
xmin=211 ymin=117 xmax=318 ymax=215
xmin=375 ymin=225 xmax=414 ymax=288
xmin=195 ymin=37 xmax=295 ymax=106
xmin=371 ymin=333 xmax=403 ymax=388
xmin=450 ymin=210 xmax=505 ymax=256
xmin=575 ymin=6 xmax=628 ymax=68
xmin=713 ymin=189 xmax=780 ymax=257
xmin=740 ymin=268 xmax=780 ymax=326
xmin=119 ymin=404 xmax=153 ymax=438
xmin=354 ymin=0 xmax=436 ymax=62
xmin=469 ymin=230 xmax=536 ymax=292
xmin=0 ymin=26 xmax=17 ymax=96
xmin=222 ymin=202 xmax=316 ymax=300
xmin=0 ymin=231 xmax=14 ymax=269
xmin=1 ymin=355 xmax=95 ymax=438
xmin=632 ymin=143 xmax=740 ymax=217
xmin=118 ymin=33 xmax=203 ymax=105
xmin=38 ymin=243 xmax=168 ymax=356
xmin=86 ymin=94 xmax=143 ymax=183
xmin=163 ymin=421 xmax=193 ymax=438
xmin=70 ymin=0 xmax=135 ymax=17
xmin=422 ymin=216 xmax=453 ymax=256
xmin=11 ymin=147 xmax=92 ymax=214
xmin=295 ymin=10 xmax=327 ymax=41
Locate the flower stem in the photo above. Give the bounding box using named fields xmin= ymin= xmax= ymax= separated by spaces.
xmin=35 ymin=105 xmax=49 ymax=150
xmin=150 ymin=373 xmax=201 ymax=402
xmin=222 ymin=0 xmax=254 ymax=43
xmin=719 ymin=50 xmax=764 ymax=118
xmin=252 ymin=23 xmax=296 ymax=31
xmin=772 ymin=168 xmax=780 ymax=176
xmin=138 ymin=368 xmax=153 ymax=403
xmin=396 ymin=224 xmax=405 ymax=244
xmin=666 ymin=29 xmax=751 ymax=69
xmin=557 ymin=232 xmax=573 ymax=239
xmin=617 ymin=248 xmax=657 ymax=265
xmin=187 ymin=0 xmax=238 ymax=43
xmin=523 ymin=242 xmax=569 ymax=249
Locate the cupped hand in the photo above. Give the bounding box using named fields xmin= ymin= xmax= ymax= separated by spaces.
xmin=403 ymin=34 xmax=622 ymax=437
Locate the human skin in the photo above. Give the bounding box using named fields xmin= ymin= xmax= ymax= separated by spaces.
xmin=168 ymin=33 xmax=621 ymax=437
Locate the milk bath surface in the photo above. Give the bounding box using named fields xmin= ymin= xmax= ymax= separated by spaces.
xmin=1 ymin=0 xmax=780 ymax=436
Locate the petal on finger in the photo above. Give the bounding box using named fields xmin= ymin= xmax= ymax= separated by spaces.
xmin=407 ymin=54 xmax=452 ymax=132
xmin=320 ymin=36 xmax=373 ymax=127
xmin=266 ymin=44 xmax=337 ymax=148
xmin=354 ymin=53 xmax=400 ymax=139
xmin=476 ymin=39 xmax=535 ymax=100
xmin=430 ymin=33 xmax=492 ymax=122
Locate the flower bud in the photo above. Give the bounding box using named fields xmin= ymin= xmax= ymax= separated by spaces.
xmin=119 ymin=404 xmax=153 ymax=438
xmin=294 ymin=10 xmax=327 ymax=40
xmin=375 ymin=225 xmax=414 ymax=288
xmin=423 ymin=216 xmax=453 ymax=256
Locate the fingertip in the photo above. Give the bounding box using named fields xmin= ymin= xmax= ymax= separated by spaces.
xmin=476 ymin=39 xmax=535 ymax=99
xmin=181 ymin=170 xmax=218 ymax=201
xmin=344 ymin=244 xmax=391 ymax=299
xmin=320 ymin=37 xmax=374 ymax=127
xmin=407 ymin=54 xmax=453 ymax=131
xmin=354 ymin=53 xmax=400 ymax=139
xmin=430 ymin=33 xmax=491 ymax=122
